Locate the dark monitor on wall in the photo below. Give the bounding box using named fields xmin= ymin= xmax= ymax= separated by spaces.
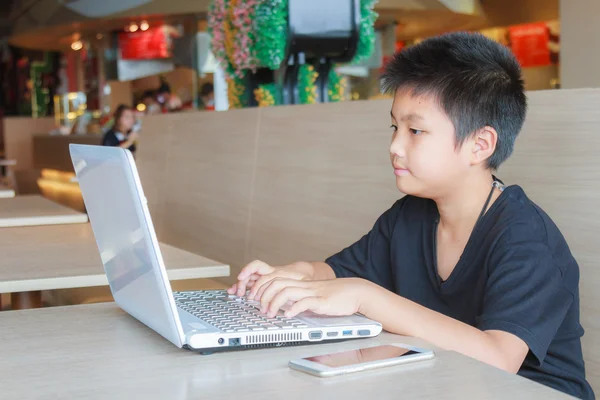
xmin=287 ymin=0 xmax=360 ymax=63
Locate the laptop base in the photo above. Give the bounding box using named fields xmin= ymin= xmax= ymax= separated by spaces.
xmin=186 ymin=337 xmax=361 ymax=355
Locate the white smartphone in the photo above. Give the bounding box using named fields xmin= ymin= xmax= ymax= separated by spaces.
xmin=288 ymin=344 xmax=435 ymax=377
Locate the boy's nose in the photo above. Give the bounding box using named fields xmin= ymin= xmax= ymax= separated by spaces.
xmin=390 ymin=133 xmax=406 ymax=159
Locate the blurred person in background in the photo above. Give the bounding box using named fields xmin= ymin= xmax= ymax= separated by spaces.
xmin=199 ymin=82 xmax=215 ymax=111
xmin=102 ymin=104 xmax=140 ymax=155
xmin=156 ymin=77 xmax=182 ymax=112
xmin=142 ymin=90 xmax=161 ymax=115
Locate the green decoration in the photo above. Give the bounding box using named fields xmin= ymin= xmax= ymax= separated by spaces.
xmin=352 ymin=0 xmax=378 ymax=64
xmin=31 ymin=52 xmax=53 ymax=118
xmin=254 ymin=0 xmax=289 ymax=70
xmin=208 ymin=0 xmax=379 ymax=107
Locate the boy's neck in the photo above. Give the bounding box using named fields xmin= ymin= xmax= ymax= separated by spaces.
xmin=434 ymin=171 xmax=500 ymax=236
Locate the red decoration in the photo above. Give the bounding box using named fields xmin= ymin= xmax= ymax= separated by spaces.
xmin=66 ymin=53 xmax=78 ymax=92
xmin=119 ymin=27 xmax=170 ymax=60
xmin=508 ymin=23 xmax=551 ymax=68
xmin=380 ymin=55 xmax=392 ymax=73
xmin=395 ymin=41 xmax=405 ymax=53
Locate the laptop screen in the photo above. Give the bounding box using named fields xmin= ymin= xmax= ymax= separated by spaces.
xmin=71 ymin=144 xmax=184 ymax=347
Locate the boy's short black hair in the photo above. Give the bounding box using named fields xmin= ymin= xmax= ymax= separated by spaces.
xmin=381 ymin=32 xmax=527 ymax=170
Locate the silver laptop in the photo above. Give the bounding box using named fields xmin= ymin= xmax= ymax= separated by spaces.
xmin=69 ymin=144 xmax=382 ymax=353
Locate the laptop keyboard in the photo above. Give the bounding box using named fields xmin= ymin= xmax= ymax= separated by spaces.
xmin=173 ymin=290 xmax=308 ymax=333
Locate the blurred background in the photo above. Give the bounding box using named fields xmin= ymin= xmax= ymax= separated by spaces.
xmin=0 ymin=1 xmax=565 ymax=119
xmin=1 ymin=0 xmax=593 ymax=204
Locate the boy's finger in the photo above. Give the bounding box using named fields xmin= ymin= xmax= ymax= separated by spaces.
xmin=236 ymin=276 xmax=251 ymax=297
xmin=267 ymin=287 xmax=311 ymax=318
xmin=285 ymin=297 xmax=321 ymax=318
xmin=227 ymin=283 xmax=238 ymax=294
xmin=237 ymin=260 xmax=273 ymax=280
xmin=248 ymin=274 xmax=276 ymax=300
xmin=261 ymin=279 xmax=306 ymax=313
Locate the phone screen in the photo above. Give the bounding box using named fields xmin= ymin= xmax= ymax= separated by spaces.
xmin=304 ymin=345 xmax=418 ymax=368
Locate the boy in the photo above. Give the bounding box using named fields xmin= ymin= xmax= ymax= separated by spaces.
xmin=228 ymin=32 xmax=594 ymax=399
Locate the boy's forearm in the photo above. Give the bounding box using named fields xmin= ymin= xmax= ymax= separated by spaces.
xmin=358 ymin=282 xmax=524 ymax=373
xmin=289 ymin=261 xmax=336 ymax=281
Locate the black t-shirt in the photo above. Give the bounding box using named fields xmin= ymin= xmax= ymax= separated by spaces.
xmin=326 ymin=185 xmax=594 ymax=399
xmin=102 ymin=129 xmax=136 ymax=153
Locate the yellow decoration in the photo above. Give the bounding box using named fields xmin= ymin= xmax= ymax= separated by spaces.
xmin=254 ymin=87 xmax=275 ymax=107
xmin=299 ymin=65 xmax=319 ymax=104
xmin=227 ymin=78 xmax=245 ymax=108
xmin=223 ymin=0 xmax=239 ymax=70
xmin=328 ymin=75 xmax=348 ymax=102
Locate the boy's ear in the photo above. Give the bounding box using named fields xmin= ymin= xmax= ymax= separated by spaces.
xmin=470 ymin=126 xmax=498 ymax=166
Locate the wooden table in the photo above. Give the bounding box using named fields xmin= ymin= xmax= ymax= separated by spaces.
xmin=0 ymin=303 xmax=569 ymax=399
xmin=0 ymin=159 xmax=17 ymax=194
xmin=0 ymin=195 xmax=88 ymax=227
xmin=0 ymin=224 xmax=230 ymax=309
xmin=0 ymin=183 xmax=15 ymax=198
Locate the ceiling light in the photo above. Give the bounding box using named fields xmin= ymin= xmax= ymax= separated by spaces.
xmin=71 ymin=40 xmax=83 ymax=51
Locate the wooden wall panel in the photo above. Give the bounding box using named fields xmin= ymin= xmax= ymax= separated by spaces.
xmin=136 ymin=114 xmax=175 ymax=237
xmin=246 ymin=101 xmax=400 ymax=272
xmin=3 ymin=117 xmax=56 ymax=171
xmin=158 ymin=109 xmax=260 ymax=275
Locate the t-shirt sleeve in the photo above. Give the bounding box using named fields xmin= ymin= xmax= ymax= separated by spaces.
xmin=476 ymin=226 xmax=575 ymax=365
xmin=102 ymin=131 xmax=120 ymax=147
xmin=324 ymin=199 xmax=404 ymax=291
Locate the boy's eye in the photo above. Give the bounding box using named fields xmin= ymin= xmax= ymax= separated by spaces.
xmin=390 ymin=124 xmax=398 ymax=132
xmin=410 ymin=128 xmax=423 ymax=135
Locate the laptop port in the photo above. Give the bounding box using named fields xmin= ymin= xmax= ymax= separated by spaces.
xmin=309 ymin=331 xmax=323 ymax=340
xmin=342 ymin=330 xmax=352 ymax=336
xmin=357 ymin=329 xmax=371 ymax=336
xmin=228 ymin=338 xmax=241 ymax=346
xmin=326 ymin=331 xmax=338 ymax=337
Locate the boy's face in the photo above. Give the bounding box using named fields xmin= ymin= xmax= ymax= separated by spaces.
xmin=389 ymin=89 xmax=473 ymax=199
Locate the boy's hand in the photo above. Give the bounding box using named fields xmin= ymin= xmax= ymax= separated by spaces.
xmin=257 ymin=278 xmax=372 ymax=318
xmin=227 ymin=260 xmax=311 ymax=298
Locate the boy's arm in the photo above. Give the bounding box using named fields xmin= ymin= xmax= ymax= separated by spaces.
xmin=307 ymin=261 xmax=337 ymax=280
xmin=262 ymin=235 xmax=573 ymax=375
xmin=255 ymin=261 xmax=336 ymax=281
xmin=228 ymin=260 xmax=335 ymax=298
xmin=231 ymin=199 xmax=405 ymax=297
xmin=359 ymin=282 xmax=530 ymax=373
xmin=260 ymin=277 xmax=529 ymax=373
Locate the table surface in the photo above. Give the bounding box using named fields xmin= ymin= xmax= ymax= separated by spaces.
xmin=0 ymin=183 xmax=15 ymax=198
xmin=0 ymin=223 xmax=229 ymax=292
xmin=0 ymin=194 xmax=88 ymax=227
xmin=0 ymin=159 xmax=16 ymax=166
xmin=0 ymin=303 xmax=570 ymax=400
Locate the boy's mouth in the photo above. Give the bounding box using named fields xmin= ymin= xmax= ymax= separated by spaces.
xmin=393 ymin=164 xmax=410 ymax=176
